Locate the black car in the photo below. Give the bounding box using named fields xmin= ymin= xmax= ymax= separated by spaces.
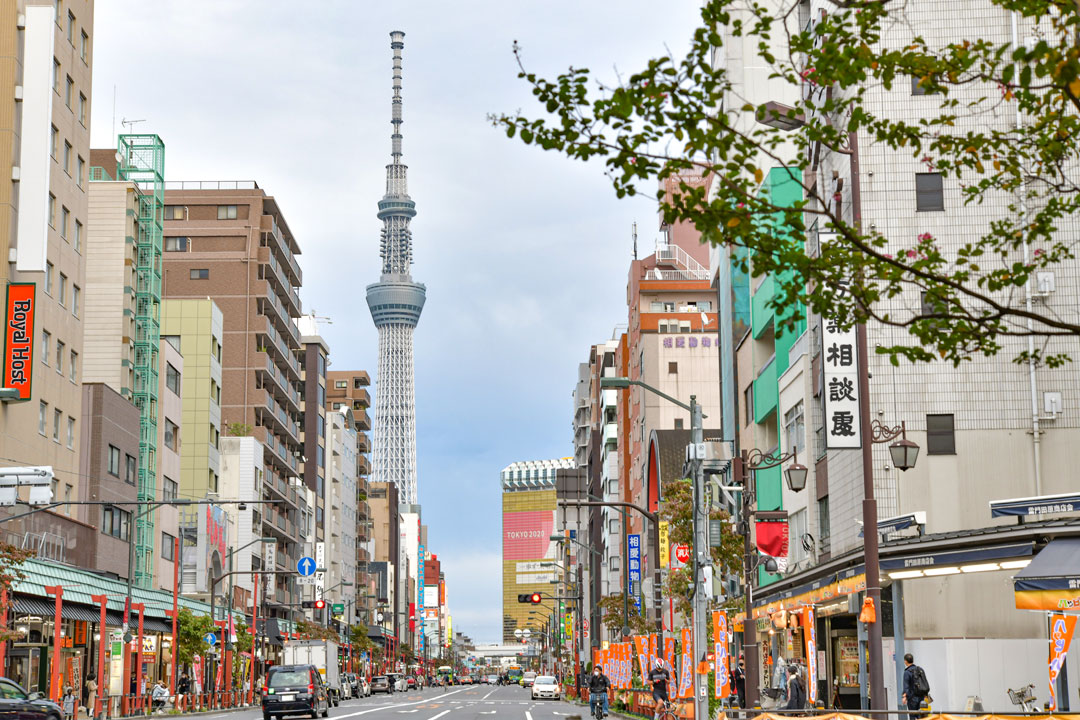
xmin=0 ymin=679 xmax=61 ymax=720
xmin=263 ymin=665 xmax=329 ymax=720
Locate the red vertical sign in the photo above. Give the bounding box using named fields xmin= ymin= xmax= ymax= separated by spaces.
xmin=3 ymin=284 xmax=35 ymax=401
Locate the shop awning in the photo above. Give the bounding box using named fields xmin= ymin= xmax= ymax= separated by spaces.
xmin=255 ymin=618 xmax=284 ymax=646
xmin=880 ymin=541 xmax=1032 ymax=574
xmin=13 ymin=597 xmax=102 ymax=623
xmin=1014 ymin=537 xmax=1080 ymax=611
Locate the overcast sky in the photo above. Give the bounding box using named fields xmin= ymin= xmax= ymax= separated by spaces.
xmin=91 ymin=1 xmax=700 ymax=644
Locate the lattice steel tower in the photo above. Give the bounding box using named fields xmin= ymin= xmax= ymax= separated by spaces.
xmin=366 ymin=31 xmax=426 ymax=505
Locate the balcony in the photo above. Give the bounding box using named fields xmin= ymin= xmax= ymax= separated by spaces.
xmin=260 ymin=214 xmax=303 ymax=287
xmin=356 ymin=455 xmax=371 ymax=475
xmin=258 ymin=247 xmax=302 ymax=318
xmin=603 ymin=422 xmax=618 ymax=446
xmin=354 ymin=408 xmax=371 ymax=431
xmin=356 ymin=433 xmax=370 ymax=453
xmin=751 ymin=274 xmax=776 ymax=339
xmin=256 ymin=389 xmax=301 ymax=446
xmin=601 ymin=389 xmax=618 ymax=410
xmin=752 ymin=355 xmax=778 ymax=424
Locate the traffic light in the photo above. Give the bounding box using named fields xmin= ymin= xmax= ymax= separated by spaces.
xmin=515 ymin=593 xmax=542 ymax=604
xmin=301 ymin=600 xmax=314 ymax=609
xmin=314 ymin=599 xmax=326 ymax=610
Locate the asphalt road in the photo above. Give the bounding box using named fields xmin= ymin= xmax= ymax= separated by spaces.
xmin=200 ymin=685 xmax=591 ymax=720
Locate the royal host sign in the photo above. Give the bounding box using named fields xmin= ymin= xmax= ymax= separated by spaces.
xmin=3 ymin=284 xmax=35 ymax=401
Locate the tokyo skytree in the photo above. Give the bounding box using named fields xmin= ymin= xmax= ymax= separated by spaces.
xmin=366 ymin=31 xmax=426 ymax=505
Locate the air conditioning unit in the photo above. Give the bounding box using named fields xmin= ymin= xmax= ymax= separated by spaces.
xmin=1036 ymin=271 xmax=1055 ymax=295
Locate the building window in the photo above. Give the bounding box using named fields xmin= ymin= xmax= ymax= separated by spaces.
xmin=55 ymin=340 xmax=64 ymax=374
xmin=102 ymin=506 xmax=130 ymax=541
xmin=77 ymin=156 xmax=84 ymax=188
xmin=39 ymin=402 xmax=47 ymax=435
xmin=789 ymin=509 xmax=808 ymax=564
xmin=164 ymin=236 xmax=188 ymax=252
xmin=926 ymin=413 xmax=956 ymax=455
xmin=66 ymin=11 xmax=74 ymax=44
xmin=72 ymin=285 xmax=80 ymax=317
xmin=48 ymin=194 xmax=56 ymax=227
xmin=52 ymin=409 xmax=61 ymax=442
xmin=124 ymin=454 xmax=137 ymax=484
xmin=107 ymin=445 xmax=120 ymax=476
xmin=910 ymin=76 xmax=937 ymax=95
xmin=317 ymin=445 xmax=325 ymax=469
xmin=164 ymin=419 xmax=179 ymax=452
xmin=78 ymin=93 xmax=86 ymax=125
xmin=784 ymin=401 xmax=805 ymax=454
xmin=163 ymin=476 xmax=178 ymax=502
xmin=60 ymin=207 xmax=69 ymax=239
xmin=817 ymin=496 xmax=831 ymax=553
xmin=915 ymin=173 xmax=944 ymax=212
xmin=674 ymin=418 xmax=684 ymax=429
xmin=52 ymin=59 xmax=59 ymax=93
xmin=208 ymin=471 xmax=218 ymax=494
xmin=744 ymin=385 xmax=753 ymax=426
xmin=69 ymin=350 xmax=78 ymax=382
xmin=63 ymin=141 xmax=71 ymax=174
xmin=66 ymin=416 xmax=75 ymax=449
xmin=80 ymin=30 xmax=88 ymax=62
xmin=668 ymin=361 xmax=678 ymax=374
xmin=164 ymin=206 xmax=185 ymax=220
xmin=41 ymin=330 xmax=50 ymax=365
xmin=190 ymin=268 xmax=209 ymax=280
xmin=45 ymin=262 xmax=53 ymax=294
xmin=165 ymin=363 xmax=180 ymax=395
xmin=64 ymin=76 xmax=73 ymax=109
xmin=58 ymin=274 xmax=67 ymax=306
xmin=217 ymin=205 xmax=237 ymax=220
xmin=74 ymin=220 xmax=83 ymax=252
xmin=335 ymin=380 xmax=347 ymax=389
xmin=162 ymin=532 xmax=175 ymax=561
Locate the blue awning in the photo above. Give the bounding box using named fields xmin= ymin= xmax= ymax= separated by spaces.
xmin=879 ymin=542 xmax=1032 ymax=572
xmin=990 ymin=492 xmax=1080 ymax=518
xmin=1014 ymin=538 xmax=1080 ymax=592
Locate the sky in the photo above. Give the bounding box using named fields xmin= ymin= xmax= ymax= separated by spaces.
xmin=91 ymin=0 xmax=701 ymax=644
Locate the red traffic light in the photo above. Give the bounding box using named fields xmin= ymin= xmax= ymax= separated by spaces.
xmin=530 ymin=593 xmax=542 ymax=604
xmin=314 ymin=599 xmax=326 ymax=610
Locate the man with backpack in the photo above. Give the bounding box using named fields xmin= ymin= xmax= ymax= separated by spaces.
xmin=902 ymin=654 xmax=931 ymax=714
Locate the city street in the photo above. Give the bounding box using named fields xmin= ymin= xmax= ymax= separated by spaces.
xmin=205 ymin=686 xmax=588 ymax=720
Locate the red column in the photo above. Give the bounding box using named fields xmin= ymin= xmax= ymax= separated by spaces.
xmin=170 ymin=536 xmax=179 ymax=696
xmin=44 ymin=585 xmax=63 ymax=702
xmin=131 ymin=603 xmax=145 ymax=712
xmin=250 ymin=573 xmax=258 ymax=707
xmin=90 ymin=595 xmax=107 ymax=720
xmin=0 ymin=587 xmax=9 ymax=675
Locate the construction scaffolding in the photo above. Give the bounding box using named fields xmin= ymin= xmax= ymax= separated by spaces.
xmin=117 ymin=134 xmax=165 ymax=589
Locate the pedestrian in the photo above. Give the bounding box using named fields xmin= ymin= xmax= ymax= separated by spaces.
xmin=784 ymin=665 xmax=806 ymax=713
xmin=151 ymin=681 xmax=169 ymax=712
xmin=647 ymin=658 xmax=670 ymax=719
xmin=733 ymin=657 xmax=746 ymax=709
xmin=588 ymin=664 xmax=611 ymax=719
xmin=62 ymin=687 xmax=76 ymax=720
xmin=85 ymin=673 xmax=98 ymax=720
xmin=902 ymin=653 xmax=931 ymax=716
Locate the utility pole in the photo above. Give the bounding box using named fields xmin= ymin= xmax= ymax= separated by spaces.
xmin=690 ymin=395 xmax=709 ymax=720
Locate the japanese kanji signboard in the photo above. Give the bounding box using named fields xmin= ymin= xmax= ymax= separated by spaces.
xmin=821 ymin=311 xmax=861 ymax=449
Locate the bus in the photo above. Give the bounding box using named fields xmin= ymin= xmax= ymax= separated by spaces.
xmin=506 ymin=665 xmax=523 ymax=685
xmin=437 ymin=665 xmax=453 ymax=686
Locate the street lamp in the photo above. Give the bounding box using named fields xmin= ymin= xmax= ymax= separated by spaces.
xmin=874 ymin=420 xmax=920 ymax=471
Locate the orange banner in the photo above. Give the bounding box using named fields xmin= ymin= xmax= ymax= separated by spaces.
xmin=804 ymin=607 xmax=818 ymax=704
xmin=678 ymin=628 xmax=694 ymax=699
xmin=1049 ymin=614 xmax=1077 ymax=711
xmin=713 ymin=611 xmax=730 ymax=699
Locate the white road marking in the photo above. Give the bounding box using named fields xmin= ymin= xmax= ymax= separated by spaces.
xmin=482 ymin=690 xmax=495 ymax=700
xmin=330 ymin=688 xmax=467 ymax=717
xmin=427 ymin=711 xmax=452 ymax=720
xmin=526 ymin=712 xmax=534 ymax=720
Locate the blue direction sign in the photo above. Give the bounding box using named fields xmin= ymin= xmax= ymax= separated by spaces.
xmin=204 ymin=632 xmax=217 ymax=646
xmin=297 ymin=556 xmax=316 ymax=577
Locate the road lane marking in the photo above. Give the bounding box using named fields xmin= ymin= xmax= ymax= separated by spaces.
xmin=482 ymin=690 xmax=495 ymax=700
xmin=330 ymin=688 xmax=467 ymax=717
xmin=526 ymin=712 xmax=534 ymax=720
xmin=427 ymin=712 xmax=452 ymax=720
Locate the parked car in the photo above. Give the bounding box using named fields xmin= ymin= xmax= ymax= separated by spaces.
xmin=262 ymin=664 xmax=330 ymax=720
xmin=521 ymin=671 xmax=537 ymax=688
xmin=0 ymin=679 xmax=61 ymax=720
xmin=531 ymin=675 xmax=560 ymax=701
xmin=370 ymin=675 xmax=392 ymax=694
xmin=406 ymin=675 xmax=417 ymax=689
xmin=486 ymin=674 xmax=499 ymax=685
xmin=387 ymin=673 xmax=407 ymax=692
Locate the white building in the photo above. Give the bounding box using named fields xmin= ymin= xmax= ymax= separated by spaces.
xmin=326 ymin=408 xmax=358 ymax=625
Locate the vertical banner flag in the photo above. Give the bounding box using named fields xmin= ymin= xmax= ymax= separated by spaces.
xmin=623 ymin=643 xmax=631 ymax=689
xmin=821 ymin=291 xmax=862 ymax=449
xmin=628 ymin=534 xmax=642 ymax=610
xmin=755 ymin=516 xmax=790 ymax=573
xmin=192 ymin=655 xmax=203 ymax=694
xmin=713 ymin=611 xmax=730 ymax=699
xmin=3 ymin=283 xmax=35 ymax=401
xmin=650 ymin=633 xmax=659 ymax=670
xmin=665 ymin=636 xmax=677 ymax=678
xmin=635 ymin=636 xmax=650 ymax=680
xmin=678 ymin=628 xmax=694 ymax=699
xmin=1049 ymin=614 xmax=1077 ymax=711
xmin=803 ymin=607 xmax=818 ymax=704
xmin=658 ymin=522 xmax=670 ymax=568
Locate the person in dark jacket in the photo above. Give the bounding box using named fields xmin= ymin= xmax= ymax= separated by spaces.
xmin=588 ymin=665 xmax=611 ymax=718
xmin=902 ymin=653 xmax=929 ymax=714
xmin=733 ymin=657 xmax=746 ymax=708
xmin=785 ymin=665 xmax=806 ymax=712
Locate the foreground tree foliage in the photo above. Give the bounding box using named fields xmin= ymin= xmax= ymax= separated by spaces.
xmin=496 ymin=0 xmax=1080 ymax=367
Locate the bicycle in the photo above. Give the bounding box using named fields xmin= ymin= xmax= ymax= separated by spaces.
xmin=589 ymin=692 xmax=608 ymax=719
xmin=654 ymin=699 xmax=679 ymax=720
xmin=1007 ymin=684 xmax=1037 ymax=712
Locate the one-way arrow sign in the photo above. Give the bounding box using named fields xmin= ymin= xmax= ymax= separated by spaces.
xmin=297 ymin=556 xmax=316 ymax=577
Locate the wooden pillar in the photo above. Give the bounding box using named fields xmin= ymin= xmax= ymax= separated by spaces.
xmin=44 ymin=585 xmax=63 ymax=702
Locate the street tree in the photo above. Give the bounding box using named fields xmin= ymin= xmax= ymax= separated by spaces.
xmin=0 ymin=543 xmax=33 ymax=643
xmin=496 ymin=0 xmax=1080 ymax=367
xmin=175 ymin=608 xmax=216 ymax=667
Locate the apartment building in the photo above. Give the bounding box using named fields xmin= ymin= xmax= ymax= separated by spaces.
xmin=155 ymin=337 xmax=182 ymax=592
xmin=326 ymin=408 xmax=358 ymax=629
xmin=0 ymin=0 xmax=94 ymax=533
xmin=161 ymin=182 xmax=305 ymax=619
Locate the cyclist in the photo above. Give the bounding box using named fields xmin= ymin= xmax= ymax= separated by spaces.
xmin=648 ymin=658 xmax=671 ymax=719
xmin=588 ymin=664 xmax=611 ymax=718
